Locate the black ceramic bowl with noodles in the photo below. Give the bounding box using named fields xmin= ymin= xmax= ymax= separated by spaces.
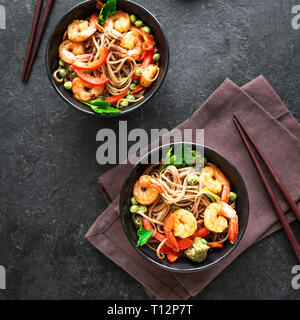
xmin=120 ymin=143 xmax=249 ymax=273
xmin=46 ymin=0 xmax=169 ymax=117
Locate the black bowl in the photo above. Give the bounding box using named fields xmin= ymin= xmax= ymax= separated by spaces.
xmin=46 ymin=0 xmax=169 ymax=117
xmin=120 ymin=143 xmax=249 ymax=273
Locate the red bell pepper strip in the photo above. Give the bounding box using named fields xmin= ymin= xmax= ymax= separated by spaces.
xmin=177 ymin=238 xmax=194 ymax=250
xmin=132 ymin=74 xmax=141 ymax=81
xmin=161 ymin=239 xmax=193 ymax=254
xmin=72 ymin=47 xmax=108 ymax=71
xmin=190 ymin=227 xmax=211 ymax=240
xmin=105 ymin=92 xmax=127 ymax=105
xmin=208 ymin=242 xmax=223 ymax=249
xmin=160 ymin=245 xmax=175 ymax=255
xmin=131 ymin=85 xmax=144 ymax=95
xmin=72 ymin=67 xmax=109 ymax=86
xmin=142 ymin=218 xmax=167 ymax=243
xmin=143 ymin=218 xmax=193 ymax=251
xmin=141 ymin=49 xmax=154 ymax=70
xmin=167 ymin=253 xmax=179 ymax=263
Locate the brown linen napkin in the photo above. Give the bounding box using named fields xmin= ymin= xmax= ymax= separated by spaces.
xmin=86 ymin=76 xmax=300 ymax=299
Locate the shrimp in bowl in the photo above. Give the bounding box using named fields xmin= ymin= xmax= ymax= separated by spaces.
xmin=120 ymin=143 xmax=249 ymax=271
xmin=50 ymin=0 xmax=164 ymax=115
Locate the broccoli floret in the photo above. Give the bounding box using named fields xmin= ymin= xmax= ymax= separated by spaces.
xmin=184 ymin=237 xmax=209 ymax=263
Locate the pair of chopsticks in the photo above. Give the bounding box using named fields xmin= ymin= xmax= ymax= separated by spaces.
xmin=233 ymin=115 xmax=300 ymax=261
xmin=22 ymin=0 xmax=55 ymax=83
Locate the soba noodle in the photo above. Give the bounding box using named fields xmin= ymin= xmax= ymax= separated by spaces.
xmin=133 ymin=159 xmax=236 ymax=262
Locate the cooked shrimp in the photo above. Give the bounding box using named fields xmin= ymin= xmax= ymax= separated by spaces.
xmin=120 ymin=31 xmax=143 ymax=60
xmin=133 ymin=175 xmax=164 ymax=206
xmin=68 ymin=14 xmax=98 ymax=42
xmin=204 ymin=202 xmax=238 ymax=244
xmin=164 ymin=209 xmax=197 ymax=252
xmin=72 ymin=77 xmax=105 ymax=101
xmin=59 ymin=40 xmax=88 ymax=64
xmin=200 ymin=165 xmax=230 ymax=203
xmin=140 ymin=64 xmax=159 ymax=88
xmin=103 ymin=11 xmax=131 ymax=40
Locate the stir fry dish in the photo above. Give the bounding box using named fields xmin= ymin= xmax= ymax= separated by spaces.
xmin=53 ymin=0 xmax=160 ymax=114
xmin=130 ymin=146 xmax=239 ymax=264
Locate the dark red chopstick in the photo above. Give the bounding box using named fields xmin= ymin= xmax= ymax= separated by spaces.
xmin=234 ymin=115 xmax=300 ymax=223
xmin=23 ymin=0 xmax=55 ymax=84
xmin=22 ymin=0 xmax=44 ymax=81
xmin=233 ymin=115 xmax=300 ymax=261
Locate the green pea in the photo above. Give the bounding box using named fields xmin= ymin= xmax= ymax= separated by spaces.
xmin=59 ymin=59 xmax=65 ymax=67
xmin=126 ymin=95 xmax=135 ymax=101
xmin=142 ymin=26 xmax=151 ymax=34
xmin=135 ymin=68 xmax=141 ymax=76
xmin=130 ymin=205 xmax=139 ymax=213
xmin=130 ymin=15 xmax=137 ymax=24
xmin=120 ymin=100 xmax=129 ymax=107
xmin=153 ymin=53 xmax=160 ymax=61
xmin=71 ymin=72 xmax=77 ymax=78
xmin=130 ymin=83 xmax=137 ymax=90
xmin=137 ymin=206 xmax=147 ymax=213
xmin=135 ymin=20 xmax=144 ymax=28
xmin=131 ymin=197 xmax=138 ymax=205
xmin=229 ymin=192 xmax=237 ymax=202
xmin=59 ymin=69 xmax=67 ymax=78
xmin=68 ymin=66 xmax=74 ymax=73
xmin=64 ymin=81 xmax=72 ymax=90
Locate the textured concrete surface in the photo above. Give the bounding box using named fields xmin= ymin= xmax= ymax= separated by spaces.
xmin=0 ymin=0 xmax=300 ymax=300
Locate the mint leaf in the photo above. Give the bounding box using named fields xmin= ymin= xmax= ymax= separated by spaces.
xmin=99 ymin=0 xmax=117 ymax=25
xmin=136 ymin=227 xmax=154 ymax=247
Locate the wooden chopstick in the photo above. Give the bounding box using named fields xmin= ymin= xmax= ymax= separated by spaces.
xmin=22 ymin=0 xmax=44 ymax=81
xmin=234 ymin=115 xmax=300 ymax=223
xmin=233 ymin=114 xmax=300 ymax=261
xmin=23 ymin=0 xmax=55 ymax=84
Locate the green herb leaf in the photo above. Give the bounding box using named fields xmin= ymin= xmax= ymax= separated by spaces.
xmin=86 ymin=99 xmax=111 ymax=107
xmin=160 ymin=145 xmax=205 ymax=170
xmin=82 ymin=101 xmax=122 ymax=114
xmin=136 ymin=227 xmax=154 ymax=247
xmin=160 ymin=147 xmax=173 ymax=170
xmin=99 ymin=0 xmax=117 ymax=25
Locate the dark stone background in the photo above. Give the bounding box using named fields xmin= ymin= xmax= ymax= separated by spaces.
xmin=0 ymin=0 xmax=299 ymax=299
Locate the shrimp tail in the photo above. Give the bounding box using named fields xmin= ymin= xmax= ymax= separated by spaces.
xmin=229 ymin=217 xmax=238 ymax=244
xmin=221 ymin=185 xmax=230 ymax=203
xmin=164 ymin=214 xmax=179 ymax=252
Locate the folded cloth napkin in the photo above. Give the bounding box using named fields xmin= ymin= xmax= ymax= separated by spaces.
xmin=86 ymin=76 xmax=300 ymax=300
